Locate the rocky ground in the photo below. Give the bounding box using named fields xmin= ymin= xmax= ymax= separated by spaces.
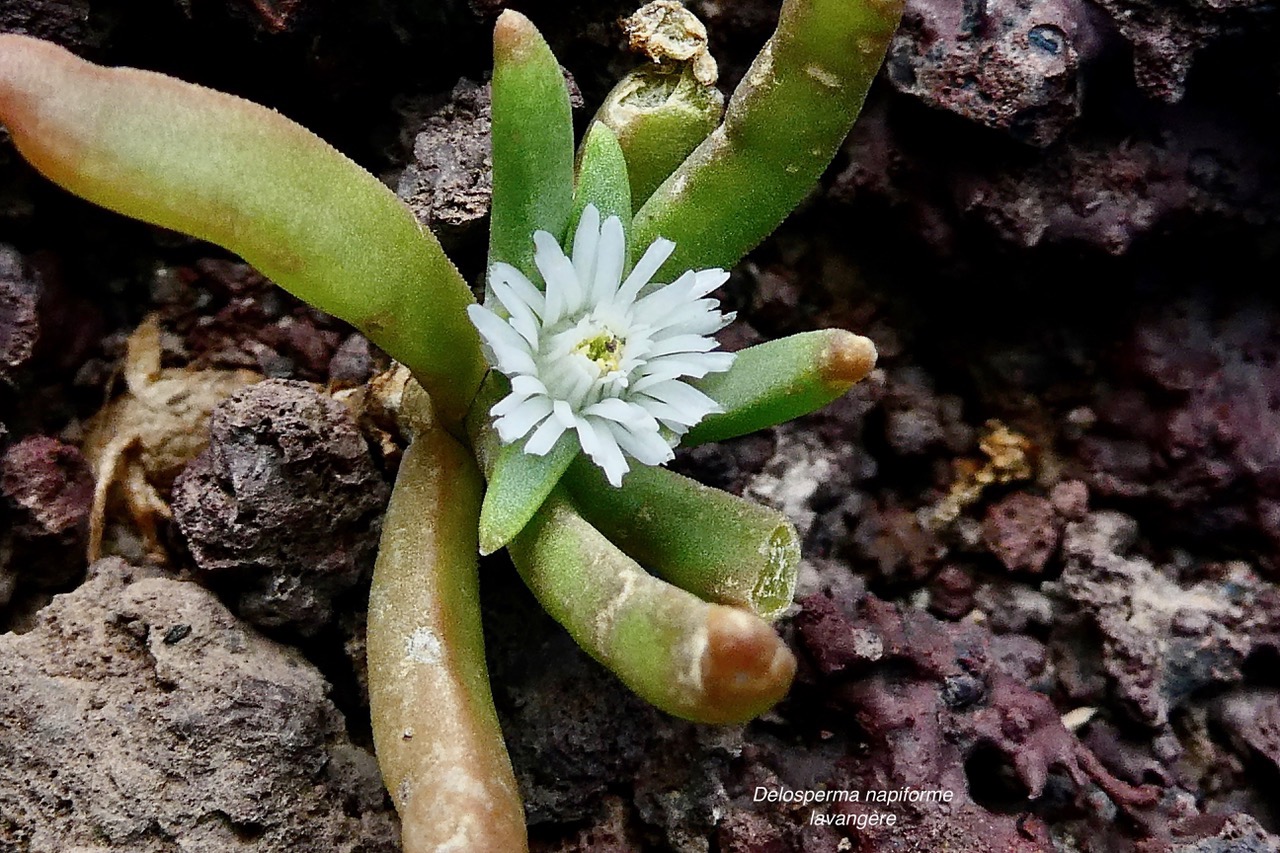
xmin=3 ymin=0 xmax=1280 ymax=851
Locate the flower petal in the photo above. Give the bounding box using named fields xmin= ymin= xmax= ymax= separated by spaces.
xmin=579 ymin=416 xmax=629 ymax=487
xmin=524 ymin=411 xmax=569 ymax=456
xmin=491 ymin=391 xmax=533 ymax=418
xmin=630 ymin=271 xmax=697 ymax=323
xmin=592 ymin=215 xmax=626 ymax=305
xmin=632 ymin=352 xmax=735 ymax=390
xmin=646 ymin=303 xmax=733 ymax=337
xmin=691 ymin=268 xmax=730 ymax=298
xmin=511 ymin=374 xmax=549 ymax=396
xmin=646 ymin=333 xmax=719 ymax=358
xmin=638 ymin=379 xmax=723 ymax=424
xmin=490 ymin=262 xmax=546 ymax=318
xmin=494 ymin=394 xmax=553 ymax=443
xmin=468 ymin=304 xmax=537 ymax=374
xmin=604 ymin=418 xmax=674 ymax=466
xmin=583 ymin=397 xmax=659 ymax=432
xmin=573 ymin=411 xmax=602 ymax=458
xmin=615 ymin=235 xmax=675 ymax=307
xmin=630 ymin=395 xmax=690 ymax=428
xmin=572 ymin=204 xmax=601 ymax=286
xmin=534 ymin=230 xmax=583 ymax=323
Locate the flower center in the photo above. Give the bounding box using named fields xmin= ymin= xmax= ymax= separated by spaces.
xmin=571 ymin=329 xmax=625 ymax=375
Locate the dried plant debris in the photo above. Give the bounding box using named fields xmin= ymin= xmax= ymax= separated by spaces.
xmin=172 ymin=379 xmax=390 ymax=635
xmin=930 ymin=420 xmax=1034 ymax=529
xmin=0 ymin=558 xmax=398 ymax=852
xmin=623 ymin=1 xmax=718 ymax=86
xmin=82 ymin=315 xmax=260 ymax=563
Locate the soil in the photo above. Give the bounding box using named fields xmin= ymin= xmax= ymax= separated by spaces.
xmin=3 ymin=1 xmax=1280 ymax=851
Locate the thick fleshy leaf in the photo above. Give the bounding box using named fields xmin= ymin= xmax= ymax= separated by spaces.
xmin=367 ymin=382 xmax=526 ymax=852
xmin=632 ymin=0 xmax=905 ymax=276
xmin=568 ymin=123 xmax=632 ymax=265
xmin=478 ymin=430 xmax=578 ymax=555
xmin=593 ymin=65 xmax=724 ymax=209
xmin=686 ymin=329 xmax=878 ymax=445
xmin=488 ymin=10 xmax=575 ymax=285
xmin=508 ymin=490 xmax=796 ymax=724
xmin=468 ymin=373 xmax=580 ymax=553
xmin=0 ymin=34 xmax=484 ymax=426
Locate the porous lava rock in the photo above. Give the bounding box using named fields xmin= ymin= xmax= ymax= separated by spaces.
xmin=394 ymin=78 xmax=493 ymax=248
xmin=0 ymin=245 xmax=38 ymax=385
xmin=1090 ymin=0 xmax=1274 ymax=102
xmin=172 ymin=379 xmax=389 ymax=635
xmin=1082 ymin=295 xmax=1280 ymax=566
xmin=1046 ymin=511 xmax=1280 ymax=727
xmin=887 ymin=0 xmax=1096 ymax=146
xmin=0 ymin=435 xmax=93 ymax=598
xmin=760 ymin=591 xmax=1159 ymax=852
xmin=0 ymin=558 xmax=397 ymax=852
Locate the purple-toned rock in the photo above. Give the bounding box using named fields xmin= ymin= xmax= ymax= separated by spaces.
xmin=983 ymin=491 xmax=1060 ymax=574
xmin=1 ymin=435 xmax=93 ymax=539
xmin=888 ymin=0 xmax=1098 ymax=146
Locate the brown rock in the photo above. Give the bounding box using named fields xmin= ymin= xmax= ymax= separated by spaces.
xmin=1 ymin=435 xmax=92 ymax=539
xmin=395 ymin=78 xmax=493 ymax=248
xmin=0 ymin=558 xmax=397 ymax=852
xmin=172 ymin=380 xmax=390 ymax=635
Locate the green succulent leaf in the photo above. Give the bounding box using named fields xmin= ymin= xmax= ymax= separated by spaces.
xmin=569 ymin=122 xmax=632 ymax=261
xmin=0 ymin=34 xmax=484 ymax=427
xmin=508 ymin=490 xmax=796 ymax=724
xmin=632 ymin=0 xmax=905 ymax=276
xmin=488 ymin=10 xmax=576 ymax=283
xmin=477 ymin=432 xmax=579 ymax=556
xmin=687 ymin=329 xmax=877 ymax=445
xmin=367 ymin=380 xmax=526 ymax=851
xmin=593 ymin=66 xmax=723 ymax=210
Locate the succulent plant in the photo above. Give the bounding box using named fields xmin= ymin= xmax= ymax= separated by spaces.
xmin=0 ymin=1 xmax=903 ymax=848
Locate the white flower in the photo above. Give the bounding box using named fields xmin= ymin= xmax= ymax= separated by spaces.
xmin=468 ymin=204 xmax=736 ymax=487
